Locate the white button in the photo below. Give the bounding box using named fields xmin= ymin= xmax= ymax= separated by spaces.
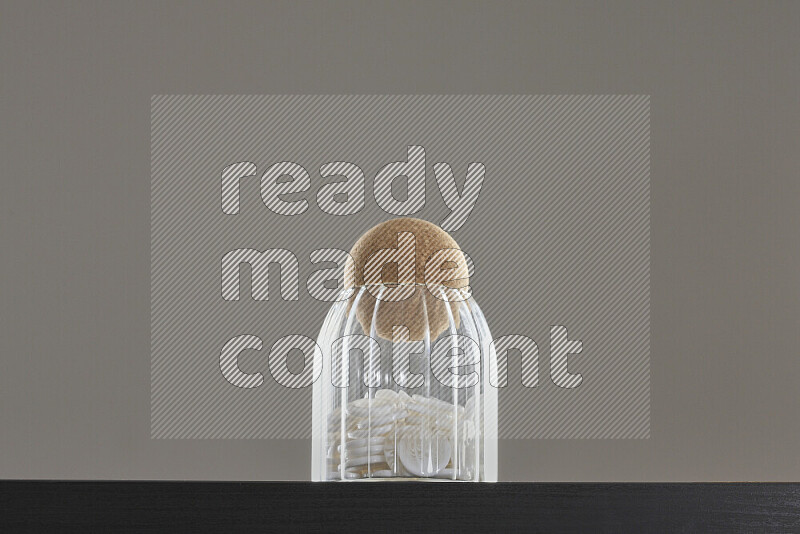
xmin=340 ymin=436 xmax=385 ymax=450
xmin=347 ymin=400 xmax=395 ymax=418
xmin=342 ymin=444 xmax=385 ymax=458
xmin=383 ymin=433 xmax=411 ymax=476
xmin=347 ymin=423 xmax=394 ymax=439
xmin=342 ymin=453 xmax=386 ymax=468
xmin=356 ymin=410 xmax=408 ymax=428
xmin=375 ymin=389 xmax=399 ymax=401
xmin=397 ymin=430 xmax=451 ymax=477
xmin=433 ymin=468 xmax=456 ymax=479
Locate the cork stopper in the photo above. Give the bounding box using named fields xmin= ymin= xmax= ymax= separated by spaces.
xmin=345 ymin=218 xmax=469 ymax=341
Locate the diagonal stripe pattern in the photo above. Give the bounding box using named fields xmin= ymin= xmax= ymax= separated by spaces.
xmin=151 ymin=95 xmax=650 ymax=439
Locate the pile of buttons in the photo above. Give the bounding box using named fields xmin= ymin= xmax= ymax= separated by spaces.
xmin=326 ymin=389 xmax=478 ymax=480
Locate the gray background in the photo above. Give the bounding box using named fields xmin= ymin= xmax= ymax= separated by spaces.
xmin=1 ymin=0 xmax=798 ymax=481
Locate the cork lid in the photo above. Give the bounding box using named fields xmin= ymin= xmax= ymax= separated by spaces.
xmin=344 ymin=218 xmax=469 ymax=290
xmin=344 ymin=218 xmax=469 ymax=341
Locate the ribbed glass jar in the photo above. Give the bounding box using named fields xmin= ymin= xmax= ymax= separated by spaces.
xmin=312 ymin=284 xmax=497 ymax=481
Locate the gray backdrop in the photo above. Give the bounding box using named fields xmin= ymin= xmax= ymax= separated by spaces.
xmin=1 ymin=0 xmax=798 ymax=481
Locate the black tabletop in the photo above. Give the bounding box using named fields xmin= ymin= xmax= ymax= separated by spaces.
xmin=2 ymin=481 xmax=799 ymax=532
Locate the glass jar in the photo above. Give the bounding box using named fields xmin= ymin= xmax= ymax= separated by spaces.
xmin=312 ymin=283 xmax=497 ymax=481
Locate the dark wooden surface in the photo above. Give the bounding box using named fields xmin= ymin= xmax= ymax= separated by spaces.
xmin=1 ymin=481 xmax=799 ymax=532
